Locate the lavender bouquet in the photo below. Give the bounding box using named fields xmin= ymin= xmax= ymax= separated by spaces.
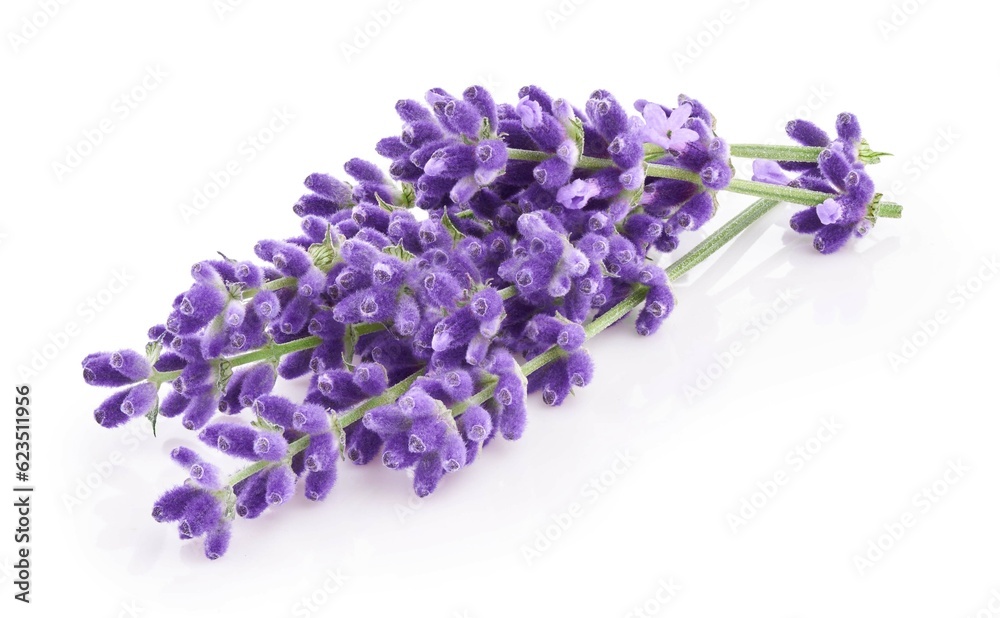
xmin=82 ymin=85 xmax=902 ymax=559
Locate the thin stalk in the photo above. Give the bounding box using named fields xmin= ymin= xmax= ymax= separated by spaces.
xmin=226 ymin=436 xmax=309 ymax=488
xmin=151 ymin=323 xmax=386 ymax=384
xmin=337 ymin=369 xmax=425 ymax=427
xmin=224 ymin=368 xmax=426 ymax=489
xmin=508 ymin=147 xmax=848 ymax=206
xmin=728 ymin=144 xmax=824 ymax=162
xmin=726 ymin=179 xmax=831 ymax=206
xmin=666 ymin=199 xmax=781 ymax=280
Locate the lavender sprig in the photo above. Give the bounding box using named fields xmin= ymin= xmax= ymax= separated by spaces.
xmin=82 ymin=84 xmax=904 ymax=559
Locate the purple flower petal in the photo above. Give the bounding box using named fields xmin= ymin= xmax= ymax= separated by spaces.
xmin=817 ymin=198 xmax=843 ymax=225
xmin=556 ymin=179 xmax=600 ymax=210
xmin=751 ymin=160 xmax=790 ymax=185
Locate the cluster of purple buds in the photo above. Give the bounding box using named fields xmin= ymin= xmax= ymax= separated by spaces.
xmin=82 ymin=83 xmax=898 ymax=560
xmin=153 ymin=446 xmax=231 ymax=559
xmin=637 ymin=96 xmax=733 ymax=252
xmin=753 ymin=113 xmax=881 ymax=254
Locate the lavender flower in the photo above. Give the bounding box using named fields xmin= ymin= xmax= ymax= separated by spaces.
xmin=641 ymin=103 xmax=700 ymax=152
xmin=758 ymin=113 xmax=883 ymax=253
xmin=82 ymin=83 xmax=901 ymax=560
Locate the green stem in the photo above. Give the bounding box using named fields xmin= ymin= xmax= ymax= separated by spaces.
xmin=728 ymin=144 xmax=824 ymax=162
xmin=726 ymin=179 xmax=831 ymax=206
xmin=224 ymin=368 xmax=426 ymax=490
xmin=644 ymin=162 xmax=703 ymax=184
xmin=226 ymin=437 xmax=309 ymax=488
xmin=506 ymin=148 xmax=549 ymax=163
xmin=519 ymin=345 xmax=567 ymax=378
xmin=450 ymin=377 xmax=500 ymax=416
xmin=337 ymin=369 xmax=425 ymax=427
xmin=583 ymin=286 xmax=647 ymax=339
xmin=260 ymin=276 xmax=297 ymax=293
xmin=234 ymin=275 xmax=298 ymax=301
xmin=151 ymin=335 xmax=323 ymax=385
xmin=666 ymin=199 xmax=781 ymax=280
xmin=509 ymin=147 xmax=833 ymax=205
xmin=150 ymin=323 xmax=387 ymax=385
xmin=508 ymin=147 xmax=703 ymax=185
xmin=151 ymin=275 xmax=301 ymax=385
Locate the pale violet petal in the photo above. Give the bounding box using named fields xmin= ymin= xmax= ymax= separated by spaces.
xmin=817 ymin=198 xmax=842 ymax=225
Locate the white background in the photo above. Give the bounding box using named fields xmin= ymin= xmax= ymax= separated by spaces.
xmin=2 ymin=0 xmax=999 ymax=616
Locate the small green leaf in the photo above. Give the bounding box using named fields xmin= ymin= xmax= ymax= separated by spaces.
xmin=226 ymin=281 xmax=248 ymax=300
xmin=441 ymin=212 xmax=466 ymax=245
xmin=145 ymin=400 xmax=160 ymax=437
xmin=375 ymin=193 xmax=396 ymax=213
xmin=216 ymin=358 xmax=234 ymax=393
xmin=145 ymin=340 xmax=163 ymax=366
xmin=857 ymin=139 xmax=892 ymax=165
xmin=622 ymin=187 xmax=644 ymax=208
xmin=551 ymin=312 xmax=577 ymax=326
xmin=308 ymin=225 xmax=344 ymax=273
xmin=569 ymin=116 xmax=586 ymax=158
xmin=331 ymin=414 xmax=348 ymax=461
xmin=434 ymin=398 xmax=459 ymax=432
xmin=478 ymin=116 xmax=494 ymax=141
xmin=643 ymin=143 xmax=669 ymax=163
xmin=400 ymin=182 xmax=416 ymax=208
xmin=342 ymin=325 xmax=359 ymax=369
xmin=251 ymin=414 xmax=282 ymax=433
xmin=383 ymin=241 xmax=416 ymax=262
